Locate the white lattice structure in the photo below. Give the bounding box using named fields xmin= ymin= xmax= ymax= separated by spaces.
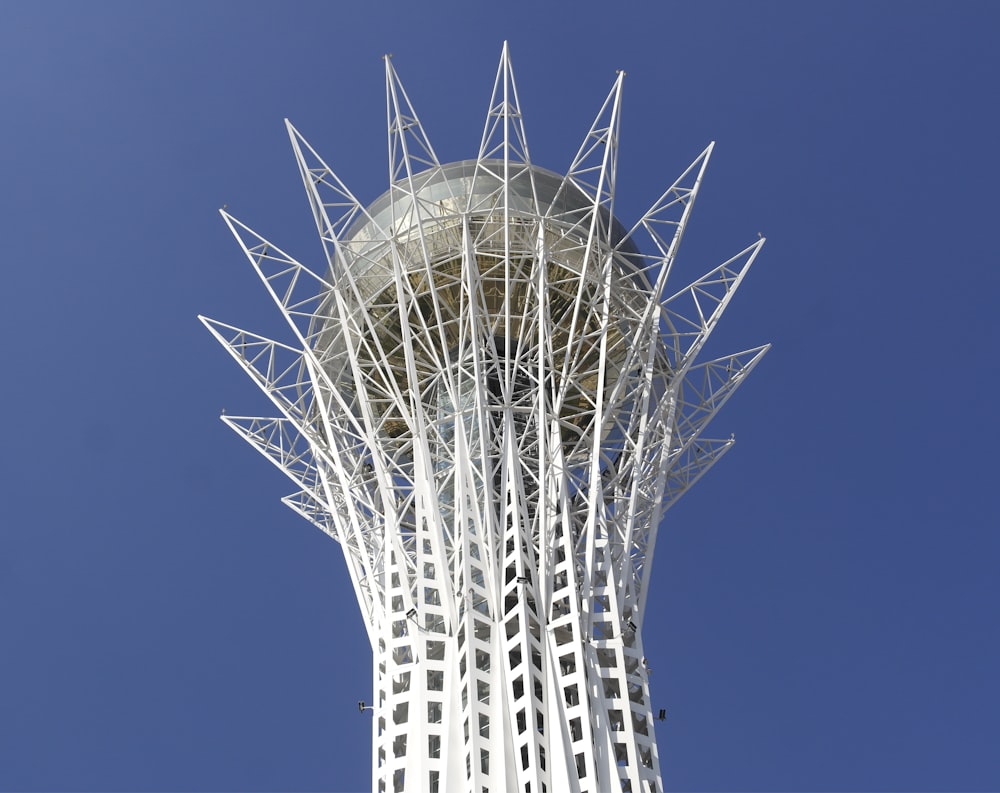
xmin=202 ymin=44 xmax=767 ymax=793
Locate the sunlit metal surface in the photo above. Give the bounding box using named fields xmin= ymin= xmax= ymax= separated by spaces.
xmin=202 ymin=42 xmax=767 ymax=793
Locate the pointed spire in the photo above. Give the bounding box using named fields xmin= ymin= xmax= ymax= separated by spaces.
xmin=222 ymin=415 xmax=321 ymax=494
xmin=633 ymin=434 xmax=736 ymax=615
xmin=384 ymin=54 xmax=440 ymax=184
xmin=618 ymin=142 xmax=714 ymax=294
xmin=660 ymin=436 xmax=735 ymax=510
xmin=199 ymin=316 xmax=318 ymax=424
xmin=220 ymin=210 xmax=334 ymax=349
xmin=662 ymin=237 xmax=765 ymax=376
xmin=467 ymin=42 xmax=537 ymax=215
xmin=671 ymin=344 xmax=770 ymax=456
xmin=476 ymin=41 xmax=533 ymax=167
xmin=554 ymin=69 xmax=625 ymax=222
xmin=282 ymin=490 xmax=342 ymax=543
xmin=286 ymin=119 xmax=384 ymax=274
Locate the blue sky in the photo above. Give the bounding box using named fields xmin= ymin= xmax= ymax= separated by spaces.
xmin=1 ymin=1 xmax=998 ymax=790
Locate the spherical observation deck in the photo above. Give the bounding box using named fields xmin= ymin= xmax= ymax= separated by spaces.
xmin=316 ymin=159 xmax=652 ymax=448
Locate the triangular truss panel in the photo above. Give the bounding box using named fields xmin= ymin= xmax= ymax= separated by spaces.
xmin=286 ymin=120 xmax=386 ymax=277
xmin=384 ymin=54 xmax=440 ymax=184
xmin=202 ymin=42 xmax=767 ymax=793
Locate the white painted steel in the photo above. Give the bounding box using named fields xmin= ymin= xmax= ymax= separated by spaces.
xmin=202 ymin=42 xmax=767 ymax=793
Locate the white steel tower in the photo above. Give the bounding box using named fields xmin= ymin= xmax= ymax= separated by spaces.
xmin=202 ymin=44 xmax=767 ymax=793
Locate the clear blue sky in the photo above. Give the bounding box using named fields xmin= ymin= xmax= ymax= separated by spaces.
xmin=2 ymin=1 xmax=998 ymax=791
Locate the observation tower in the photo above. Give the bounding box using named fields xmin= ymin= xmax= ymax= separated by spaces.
xmin=202 ymin=44 xmax=767 ymax=793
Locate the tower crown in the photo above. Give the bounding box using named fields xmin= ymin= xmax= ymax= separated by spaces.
xmin=202 ymin=43 xmax=768 ymax=793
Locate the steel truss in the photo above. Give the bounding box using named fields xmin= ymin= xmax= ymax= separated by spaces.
xmin=202 ymin=42 xmax=767 ymax=793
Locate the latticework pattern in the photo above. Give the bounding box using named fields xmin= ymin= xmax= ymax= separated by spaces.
xmin=202 ymin=43 xmax=767 ymax=793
